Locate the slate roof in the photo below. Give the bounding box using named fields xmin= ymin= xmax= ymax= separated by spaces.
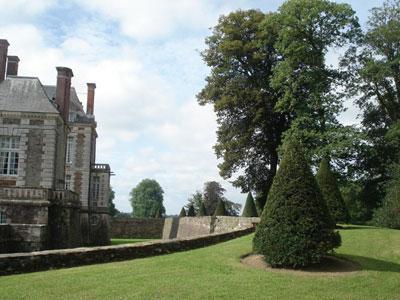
xmin=0 ymin=76 xmax=59 ymax=114
xmin=43 ymin=85 xmax=84 ymax=114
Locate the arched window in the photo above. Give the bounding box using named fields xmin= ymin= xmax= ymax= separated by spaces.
xmin=0 ymin=211 xmax=6 ymax=224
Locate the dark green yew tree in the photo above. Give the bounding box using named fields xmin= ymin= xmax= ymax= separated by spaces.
xmin=213 ymin=199 xmax=226 ymax=216
xmin=198 ymin=202 xmax=207 ymax=216
xmin=187 ymin=204 xmax=196 ymax=217
xmin=316 ymin=158 xmax=350 ymax=224
xmin=253 ymin=141 xmax=340 ymax=268
xmin=179 ymin=207 xmax=187 ymax=217
xmin=242 ymin=192 xmax=258 ymax=217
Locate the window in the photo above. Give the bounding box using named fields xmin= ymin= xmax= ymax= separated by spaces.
xmin=0 ymin=136 xmax=20 ymax=175
xmin=66 ymin=137 xmax=74 ymax=164
xmin=0 ymin=211 xmax=6 ymax=224
xmin=91 ymin=176 xmax=100 ymax=207
xmin=90 ymin=215 xmax=99 ymax=226
xmin=65 ymin=175 xmax=72 ymax=190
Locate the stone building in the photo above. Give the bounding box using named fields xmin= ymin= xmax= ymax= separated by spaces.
xmin=0 ymin=39 xmax=111 ymax=253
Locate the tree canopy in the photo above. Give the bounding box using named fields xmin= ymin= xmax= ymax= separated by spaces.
xmin=108 ymin=186 xmax=119 ymax=217
xmin=198 ymin=0 xmax=360 ymax=210
xmin=202 ymin=181 xmax=241 ymax=216
xmin=130 ymin=179 xmax=165 ymax=218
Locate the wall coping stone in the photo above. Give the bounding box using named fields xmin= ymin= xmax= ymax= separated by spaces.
xmin=0 ymin=227 xmax=254 ymax=276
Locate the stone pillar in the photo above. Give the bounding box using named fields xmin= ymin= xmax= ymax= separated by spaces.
xmin=86 ymin=83 xmax=96 ymax=116
xmin=6 ymin=56 xmax=19 ymax=76
xmin=0 ymin=39 xmax=9 ymax=82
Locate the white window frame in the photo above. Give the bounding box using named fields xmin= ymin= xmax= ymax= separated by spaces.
xmin=0 ymin=136 xmax=20 ymax=175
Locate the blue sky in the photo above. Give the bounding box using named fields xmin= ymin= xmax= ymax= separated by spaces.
xmin=0 ymin=0 xmax=384 ymax=214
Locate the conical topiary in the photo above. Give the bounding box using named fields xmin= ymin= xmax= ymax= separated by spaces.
xmin=198 ymin=202 xmax=207 ymax=216
xmin=242 ymin=192 xmax=258 ymax=217
xmin=253 ymin=141 xmax=341 ymax=268
xmin=179 ymin=207 xmax=186 ymax=217
xmin=187 ymin=204 xmax=196 ymax=217
xmin=213 ymin=199 xmax=226 ymax=216
xmin=316 ymin=158 xmax=350 ymax=224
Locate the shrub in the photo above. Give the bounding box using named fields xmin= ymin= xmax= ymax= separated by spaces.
xmin=242 ymin=192 xmax=258 ymax=217
xmin=179 ymin=207 xmax=187 ymax=217
xmin=198 ymin=202 xmax=207 ymax=216
xmin=372 ymin=164 xmax=400 ymax=229
xmin=213 ymin=199 xmax=226 ymax=216
xmin=341 ymin=181 xmax=369 ymax=224
xmin=316 ymin=158 xmax=350 ymax=224
xmin=253 ymin=141 xmax=341 ymax=268
xmin=187 ymin=204 xmax=196 ymax=217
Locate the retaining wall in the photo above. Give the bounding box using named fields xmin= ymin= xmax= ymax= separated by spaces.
xmin=110 ymin=218 xmax=164 ymax=239
xmin=111 ymin=216 xmax=260 ymax=240
xmin=0 ymin=227 xmax=254 ymax=276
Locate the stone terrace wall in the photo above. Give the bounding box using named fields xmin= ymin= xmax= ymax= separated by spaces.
xmin=0 ymin=227 xmax=254 ymax=276
xmin=0 ymin=225 xmax=11 ymax=253
xmin=163 ymin=216 xmax=260 ymax=239
xmin=110 ymin=218 xmax=164 ymax=239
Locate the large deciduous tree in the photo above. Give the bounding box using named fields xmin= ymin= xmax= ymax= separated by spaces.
xmin=272 ymin=0 xmax=360 ymax=168
xmin=197 ymin=10 xmax=288 ymax=209
xmin=342 ymin=0 xmax=400 ymax=218
xmin=130 ymin=179 xmax=165 ymax=218
xmin=198 ymin=1 xmax=360 ymax=210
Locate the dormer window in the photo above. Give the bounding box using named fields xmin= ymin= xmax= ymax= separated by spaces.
xmin=0 ymin=136 xmax=20 ymax=175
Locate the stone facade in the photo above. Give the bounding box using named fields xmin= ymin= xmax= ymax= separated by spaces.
xmin=0 ymin=39 xmax=111 ymax=253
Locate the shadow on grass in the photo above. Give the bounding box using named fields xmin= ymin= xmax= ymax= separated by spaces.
xmin=338 ymin=254 xmax=400 ymax=273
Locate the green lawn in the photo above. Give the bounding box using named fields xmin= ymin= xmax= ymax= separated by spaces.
xmin=110 ymin=238 xmax=154 ymax=245
xmin=0 ymin=227 xmax=399 ymax=299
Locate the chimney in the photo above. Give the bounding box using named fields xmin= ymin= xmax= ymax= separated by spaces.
xmin=86 ymin=83 xmax=96 ymax=116
xmin=0 ymin=39 xmax=9 ymax=82
xmin=6 ymin=56 xmax=19 ymax=76
xmin=55 ymin=67 xmax=74 ymax=122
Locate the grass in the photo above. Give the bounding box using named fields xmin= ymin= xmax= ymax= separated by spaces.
xmin=0 ymin=227 xmax=399 ymax=299
xmin=110 ymin=238 xmax=154 ymax=245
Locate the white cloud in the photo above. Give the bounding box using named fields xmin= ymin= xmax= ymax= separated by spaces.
xmin=75 ymin=0 xmax=220 ymax=40
xmin=0 ymin=0 xmax=55 ymax=24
